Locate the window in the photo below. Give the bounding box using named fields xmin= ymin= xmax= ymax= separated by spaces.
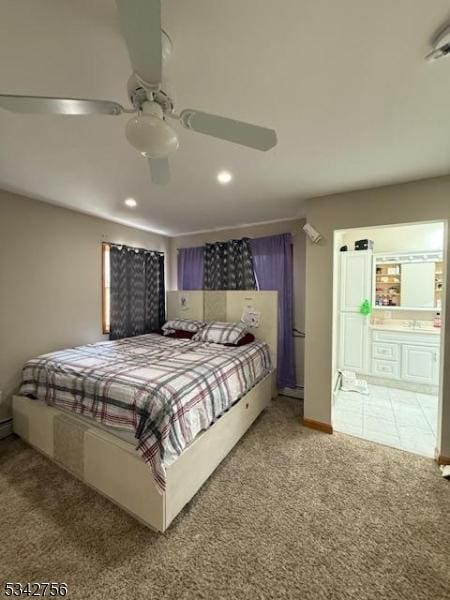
xmin=102 ymin=242 xmax=165 ymax=338
xmin=102 ymin=243 xmax=110 ymax=334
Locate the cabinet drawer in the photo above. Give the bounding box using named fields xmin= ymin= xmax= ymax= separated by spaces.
xmin=372 ymin=359 xmax=400 ymax=379
xmin=372 ymin=330 xmax=439 ymax=346
xmin=372 ymin=342 xmax=399 ymax=362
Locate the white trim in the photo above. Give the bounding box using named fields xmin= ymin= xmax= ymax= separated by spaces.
xmin=172 ymin=216 xmax=304 ymax=238
xmin=436 ymin=221 xmax=447 ymax=459
xmin=0 ymin=419 xmax=13 ymax=440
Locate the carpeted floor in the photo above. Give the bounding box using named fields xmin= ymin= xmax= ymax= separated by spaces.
xmin=1 ymin=397 xmax=449 ymax=600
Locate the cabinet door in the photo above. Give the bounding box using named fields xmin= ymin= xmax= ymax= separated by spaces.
xmin=401 ymin=345 xmax=439 ymax=384
xmin=338 ymin=313 xmax=369 ymax=373
xmin=340 ymin=251 xmax=372 ymax=312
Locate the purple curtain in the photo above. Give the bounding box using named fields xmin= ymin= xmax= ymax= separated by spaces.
xmin=250 ymin=234 xmax=296 ymax=389
xmin=177 ymin=246 xmax=205 ymax=290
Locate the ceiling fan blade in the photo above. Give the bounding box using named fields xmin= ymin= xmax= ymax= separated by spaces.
xmin=148 ymin=157 xmax=170 ymax=185
xmin=115 ymin=0 xmax=162 ymax=89
xmin=179 ymin=109 xmax=277 ymax=151
xmin=0 ymin=95 xmax=125 ymax=115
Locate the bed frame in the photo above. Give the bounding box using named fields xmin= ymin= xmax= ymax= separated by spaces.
xmin=12 ymin=291 xmax=278 ymax=532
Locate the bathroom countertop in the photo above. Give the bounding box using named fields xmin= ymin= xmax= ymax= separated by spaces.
xmin=369 ymin=323 xmax=441 ymax=335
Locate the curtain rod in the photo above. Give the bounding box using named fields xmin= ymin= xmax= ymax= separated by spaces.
xmin=176 ymin=232 xmax=294 ymax=251
xmin=103 ymin=241 xmax=164 ymax=256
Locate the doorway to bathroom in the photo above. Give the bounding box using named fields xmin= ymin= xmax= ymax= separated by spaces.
xmin=332 ymin=221 xmax=446 ymax=458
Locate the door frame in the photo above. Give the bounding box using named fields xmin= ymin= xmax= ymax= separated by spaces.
xmin=331 ymin=220 xmax=447 ymax=460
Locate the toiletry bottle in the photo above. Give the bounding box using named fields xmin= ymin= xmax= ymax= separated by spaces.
xmin=433 ymin=313 xmax=441 ymax=328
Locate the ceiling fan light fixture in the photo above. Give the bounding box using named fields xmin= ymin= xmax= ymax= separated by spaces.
xmin=0 ymin=2 xmax=278 ymax=187
xmin=125 ymin=101 xmax=179 ymax=159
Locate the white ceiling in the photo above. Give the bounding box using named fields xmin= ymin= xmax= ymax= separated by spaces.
xmin=0 ymin=0 xmax=449 ymax=236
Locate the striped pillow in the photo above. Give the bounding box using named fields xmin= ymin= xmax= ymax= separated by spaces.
xmin=161 ymin=319 xmax=205 ymax=334
xmin=193 ymin=321 xmax=248 ymax=345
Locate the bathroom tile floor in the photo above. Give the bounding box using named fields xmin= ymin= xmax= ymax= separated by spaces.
xmin=333 ymin=384 xmax=437 ymax=458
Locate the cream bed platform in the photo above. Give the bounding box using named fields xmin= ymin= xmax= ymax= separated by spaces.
xmin=13 ymin=290 xmax=277 ymax=532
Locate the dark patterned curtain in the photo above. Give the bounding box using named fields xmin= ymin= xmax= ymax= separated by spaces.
xmin=109 ymin=244 xmax=165 ymax=340
xmin=204 ymin=238 xmax=257 ymax=290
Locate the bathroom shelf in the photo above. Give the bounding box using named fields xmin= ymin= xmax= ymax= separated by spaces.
xmin=375 ymin=262 xmax=402 ymax=306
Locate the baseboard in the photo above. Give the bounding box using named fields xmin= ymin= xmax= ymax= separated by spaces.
xmin=302 ymin=418 xmax=333 ymax=434
xmin=437 ymin=454 xmax=450 ymax=465
xmin=362 ymin=373 xmax=438 ymax=396
xmin=280 ymin=386 xmax=304 ymax=399
xmin=0 ymin=419 xmax=13 ymax=440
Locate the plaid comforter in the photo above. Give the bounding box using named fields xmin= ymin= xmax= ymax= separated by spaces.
xmin=20 ymin=334 xmax=272 ymax=491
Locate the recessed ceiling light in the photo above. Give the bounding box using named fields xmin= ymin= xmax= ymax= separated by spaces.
xmin=124 ymin=197 xmax=137 ymax=208
xmin=217 ymin=170 xmax=233 ymax=184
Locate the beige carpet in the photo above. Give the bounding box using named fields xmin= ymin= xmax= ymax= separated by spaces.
xmin=1 ymin=397 xmax=449 ymax=600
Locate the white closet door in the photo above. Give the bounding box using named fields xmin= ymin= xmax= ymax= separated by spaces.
xmin=339 ymin=251 xmax=373 ymax=312
xmin=338 ymin=313 xmax=369 ymax=372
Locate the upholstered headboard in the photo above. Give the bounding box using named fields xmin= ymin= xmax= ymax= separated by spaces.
xmin=167 ymin=290 xmax=278 ymax=363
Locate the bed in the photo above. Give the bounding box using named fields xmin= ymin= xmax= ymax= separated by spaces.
xmin=13 ymin=290 xmax=278 ymax=531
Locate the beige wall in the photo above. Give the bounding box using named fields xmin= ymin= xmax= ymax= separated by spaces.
xmin=0 ymin=191 xmax=170 ymax=422
xmin=304 ymin=175 xmax=450 ymax=458
xmin=341 ymin=222 xmax=444 ymax=253
xmin=169 ymin=219 xmax=306 ymax=388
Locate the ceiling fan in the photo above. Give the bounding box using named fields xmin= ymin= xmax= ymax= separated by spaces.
xmin=0 ymin=0 xmax=277 ymax=185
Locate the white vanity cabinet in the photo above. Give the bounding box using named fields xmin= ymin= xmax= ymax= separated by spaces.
xmin=339 ymin=313 xmax=370 ymax=372
xmin=401 ymin=344 xmax=439 ymax=384
xmin=370 ymin=329 xmax=440 ymax=385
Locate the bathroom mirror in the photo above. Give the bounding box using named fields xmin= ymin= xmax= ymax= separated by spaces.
xmin=400 ymin=262 xmax=435 ymax=308
xmin=375 ymin=252 xmax=443 ymax=310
